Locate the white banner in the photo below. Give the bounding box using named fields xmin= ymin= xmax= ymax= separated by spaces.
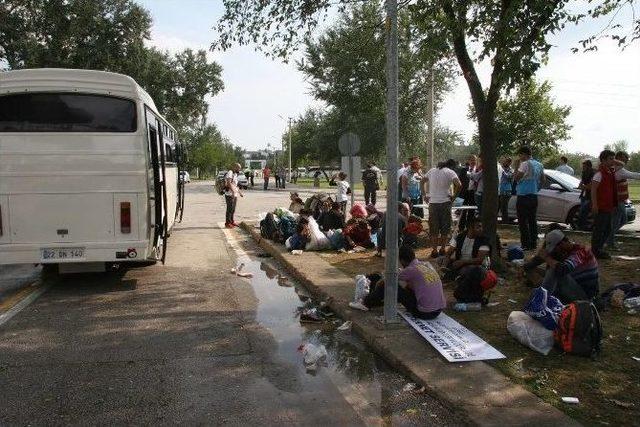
xmin=400 ymin=311 xmax=505 ymax=362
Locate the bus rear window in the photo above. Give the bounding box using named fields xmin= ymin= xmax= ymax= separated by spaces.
xmin=0 ymin=93 xmax=137 ymax=132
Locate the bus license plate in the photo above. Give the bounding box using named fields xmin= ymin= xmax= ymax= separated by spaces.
xmin=41 ymin=247 xmax=85 ymax=261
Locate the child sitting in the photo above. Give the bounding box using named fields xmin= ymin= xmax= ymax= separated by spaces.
xmin=364 ymin=245 xmax=446 ymax=319
xmin=402 ymin=214 xmax=424 ymax=247
xmin=286 ymin=218 xmax=310 ymax=251
xmin=288 ymin=192 xmax=304 ymax=214
xmin=343 ymin=217 xmax=374 ymax=250
xmin=318 ymin=201 xmax=345 ymax=231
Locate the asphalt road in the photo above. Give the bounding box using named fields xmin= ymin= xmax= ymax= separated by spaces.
xmin=0 ymin=181 xmax=459 ymax=426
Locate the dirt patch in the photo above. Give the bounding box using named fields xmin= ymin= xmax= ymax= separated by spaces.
xmin=320 ymin=226 xmax=640 ymax=425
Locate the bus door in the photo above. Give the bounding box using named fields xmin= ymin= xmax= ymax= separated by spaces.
xmin=147 ymin=119 xmax=169 ymax=263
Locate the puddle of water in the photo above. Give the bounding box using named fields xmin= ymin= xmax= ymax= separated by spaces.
xmin=228 ymin=232 xmax=462 ymax=426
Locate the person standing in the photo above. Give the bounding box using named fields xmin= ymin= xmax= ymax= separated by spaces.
xmin=606 ymin=151 xmax=640 ymax=250
xmin=590 ymin=149 xmax=617 ymax=259
xmin=335 ymin=171 xmax=350 ymax=219
xmin=514 ymin=146 xmax=545 ymax=250
xmin=362 ymin=163 xmax=379 ymax=206
xmin=401 ymin=159 xmax=424 ymax=217
xmin=224 ymin=163 xmax=243 ymax=228
xmin=262 ymin=165 xmax=271 ymax=190
xmin=249 ymin=169 xmax=255 ymax=187
xmin=499 ymin=157 xmax=514 ymax=224
xmin=278 ymin=167 xmax=286 ymax=189
xmin=577 ymin=159 xmax=594 ymax=230
xmin=424 ymin=159 xmax=462 ymax=257
xmin=556 ymin=156 xmax=575 ymax=176
xmin=274 ymin=167 xmax=281 ymax=188
xmin=458 ymin=155 xmax=477 ymax=231
xmin=370 ymin=161 xmax=383 ymax=190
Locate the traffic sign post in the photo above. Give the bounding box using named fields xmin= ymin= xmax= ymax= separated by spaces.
xmin=338 ymin=132 xmax=361 ymax=211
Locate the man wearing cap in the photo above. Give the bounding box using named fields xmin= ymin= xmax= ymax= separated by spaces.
xmin=523 ymin=229 xmax=599 ymax=303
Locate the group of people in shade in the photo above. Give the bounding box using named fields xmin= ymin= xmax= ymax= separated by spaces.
xmin=230 ymin=145 xmax=638 ymax=319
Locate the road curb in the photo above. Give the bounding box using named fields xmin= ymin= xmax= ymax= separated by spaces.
xmin=240 ymin=221 xmax=581 ymax=427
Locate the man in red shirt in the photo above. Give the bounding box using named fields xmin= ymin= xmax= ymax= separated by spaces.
xmin=262 ymin=166 xmax=271 ymax=190
xmin=591 ymin=150 xmax=617 ymax=259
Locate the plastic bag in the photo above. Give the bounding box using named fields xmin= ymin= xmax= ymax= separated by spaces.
xmin=305 ymin=217 xmax=331 ymax=251
xmin=354 ymin=274 xmax=370 ymax=303
xmin=507 ymin=311 xmax=554 ymax=355
xmin=299 ymin=343 xmax=328 ymax=372
xmin=523 ymin=286 xmax=564 ymax=330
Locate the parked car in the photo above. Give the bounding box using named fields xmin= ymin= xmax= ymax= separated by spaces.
xmin=216 ymin=171 xmax=248 ymax=190
xmin=507 ymin=169 xmax=636 ymax=230
xmin=179 ymin=171 xmax=190 ymax=183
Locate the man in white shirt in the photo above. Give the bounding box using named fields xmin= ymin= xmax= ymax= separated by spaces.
xmin=224 ymin=163 xmax=243 ymax=228
xmin=556 ymin=156 xmax=575 ymax=176
xmin=424 ymin=159 xmax=462 ymax=257
xmin=334 ymin=171 xmax=350 ymax=219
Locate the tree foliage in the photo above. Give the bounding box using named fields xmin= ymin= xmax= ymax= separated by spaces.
xmin=297 ymin=4 xmax=455 ymax=162
xmin=469 ymin=79 xmax=572 ymax=158
xmin=182 ymin=124 xmax=243 ymax=177
xmin=0 ymin=0 xmax=224 ymax=133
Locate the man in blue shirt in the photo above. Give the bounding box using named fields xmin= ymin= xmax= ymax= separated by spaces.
xmin=514 ymin=146 xmax=545 ymax=250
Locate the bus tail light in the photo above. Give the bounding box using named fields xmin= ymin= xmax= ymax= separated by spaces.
xmin=120 ymin=202 xmax=131 ymax=234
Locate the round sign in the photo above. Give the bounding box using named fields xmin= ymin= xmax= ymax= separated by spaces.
xmin=338 ymin=132 xmax=361 ymax=156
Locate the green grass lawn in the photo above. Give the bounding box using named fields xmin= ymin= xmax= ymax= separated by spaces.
xmin=321 ymin=228 xmax=640 ymax=425
xmin=628 ymin=181 xmax=640 ymax=202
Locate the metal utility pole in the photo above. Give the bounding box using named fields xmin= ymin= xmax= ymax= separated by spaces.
xmin=427 ymin=66 xmax=435 ymax=170
xmin=288 ymin=117 xmax=293 ymax=183
xmin=383 ymin=0 xmax=399 ymax=323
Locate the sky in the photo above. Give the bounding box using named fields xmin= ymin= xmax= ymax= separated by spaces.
xmin=137 ymin=0 xmax=640 ymax=157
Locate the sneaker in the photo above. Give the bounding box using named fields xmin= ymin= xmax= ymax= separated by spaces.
xmin=231 ymin=222 xmax=239 ymax=227
xmin=349 ymin=301 xmax=369 ymax=311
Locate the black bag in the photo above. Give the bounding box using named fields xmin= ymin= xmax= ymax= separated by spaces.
xmin=260 ymin=213 xmax=280 ymax=241
xmin=554 ymin=301 xmax=602 ymax=358
xmin=453 ymin=266 xmax=487 ymax=304
xmin=362 ymin=169 xmax=378 ymax=186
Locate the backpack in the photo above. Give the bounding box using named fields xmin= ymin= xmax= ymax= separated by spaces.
xmin=362 ymin=169 xmax=377 ymax=186
xmin=215 ymin=177 xmax=226 ymax=195
xmin=524 ymin=286 xmax=564 ymax=331
xmin=279 ymin=216 xmax=297 ymax=241
xmin=554 ymin=301 xmax=602 ymax=358
xmin=260 ymin=213 xmax=280 ymax=241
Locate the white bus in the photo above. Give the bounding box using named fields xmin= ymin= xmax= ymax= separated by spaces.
xmin=0 ymin=69 xmax=185 ymax=273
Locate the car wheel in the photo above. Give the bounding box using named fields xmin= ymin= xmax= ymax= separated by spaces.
xmin=568 ymin=206 xmax=593 ymax=231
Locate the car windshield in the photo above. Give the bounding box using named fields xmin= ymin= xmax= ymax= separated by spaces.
xmin=546 ymin=169 xmax=581 ymax=190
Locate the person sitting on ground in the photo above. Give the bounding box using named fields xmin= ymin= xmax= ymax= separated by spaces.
xmin=402 ymin=215 xmax=424 ymax=248
xmin=376 ymin=202 xmax=410 ymax=256
xmin=318 ymin=201 xmax=345 ymax=232
xmin=365 ymin=204 xmax=383 ymax=233
xmin=343 ymin=217 xmax=374 ymax=250
xmin=299 ymin=209 xmax=331 ymax=250
xmin=522 ymin=229 xmax=599 ymax=303
xmin=438 ymin=216 xmax=491 ymax=279
xmin=286 ymin=218 xmax=310 ymax=251
xmin=363 ymin=245 xmax=446 ymax=320
xmin=288 ymin=192 xmax=304 ymax=214
xmin=350 ymin=203 xmax=368 ymax=219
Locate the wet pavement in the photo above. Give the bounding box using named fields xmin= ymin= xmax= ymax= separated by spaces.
xmin=226 ymin=228 xmax=462 ymax=426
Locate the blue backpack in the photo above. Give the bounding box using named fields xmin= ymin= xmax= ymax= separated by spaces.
xmin=524 ymin=287 xmax=564 ymax=330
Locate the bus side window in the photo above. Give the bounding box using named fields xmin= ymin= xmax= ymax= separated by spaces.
xmin=165 ymin=143 xmax=174 ymax=163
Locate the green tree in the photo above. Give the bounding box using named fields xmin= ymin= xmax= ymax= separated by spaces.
xmin=469 ymin=79 xmax=571 ymax=158
xmin=184 ymin=124 xmax=243 ymax=177
xmin=298 ymin=4 xmax=455 ymax=162
xmin=605 ymin=139 xmax=629 ymax=153
xmin=0 ymin=0 xmax=224 ymax=133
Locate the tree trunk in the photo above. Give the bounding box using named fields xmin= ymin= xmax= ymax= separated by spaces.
xmin=477 ymin=108 xmax=500 ymax=258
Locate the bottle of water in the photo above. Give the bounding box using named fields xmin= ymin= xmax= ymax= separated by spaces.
xmin=482 ymin=256 xmax=491 ymax=270
xmin=454 ymin=302 xmax=482 ymax=312
xmin=623 ymin=296 xmax=640 ymax=310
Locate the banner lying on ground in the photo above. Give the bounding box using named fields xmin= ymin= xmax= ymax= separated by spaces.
xmin=400 ymin=311 xmax=505 ymax=362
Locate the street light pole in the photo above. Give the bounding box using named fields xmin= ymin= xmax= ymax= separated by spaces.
xmin=288 ymin=117 xmax=292 ymax=183
xmin=384 ymin=0 xmax=399 ymax=323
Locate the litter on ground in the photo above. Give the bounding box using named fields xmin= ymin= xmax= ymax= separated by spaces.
xmin=561 ymin=397 xmax=580 ymax=404
xmin=337 ymin=320 xmax=352 ymax=331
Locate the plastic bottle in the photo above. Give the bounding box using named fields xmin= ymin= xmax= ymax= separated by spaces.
xmin=623 ymin=296 xmax=640 ymax=310
xmin=482 ymin=256 xmax=491 ymax=270
xmin=454 ymin=302 xmax=482 ymax=312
